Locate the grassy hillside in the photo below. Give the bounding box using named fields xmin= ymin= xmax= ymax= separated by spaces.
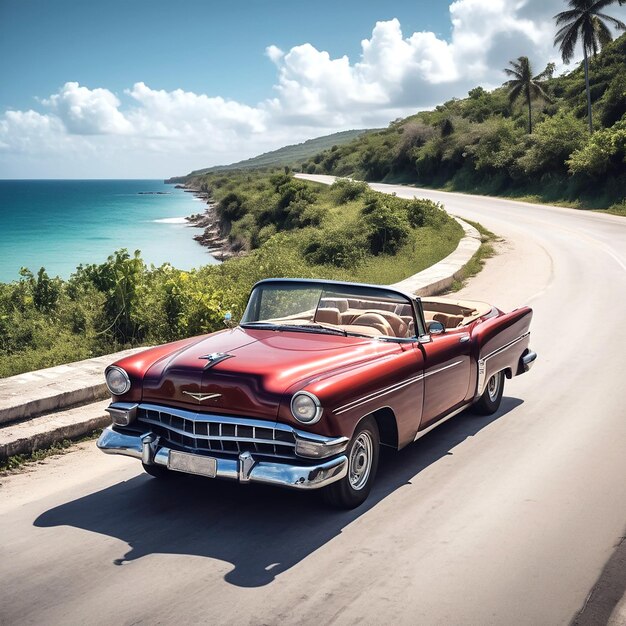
xmin=298 ymin=34 xmax=626 ymax=210
xmin=170 ymin=130 xmax=372 ymax=180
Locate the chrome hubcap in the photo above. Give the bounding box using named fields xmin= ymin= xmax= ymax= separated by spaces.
xmin=487 ymin=373 xmax=500 ymax=401
xmin=349 ymin=432 xmax=373 ymax=490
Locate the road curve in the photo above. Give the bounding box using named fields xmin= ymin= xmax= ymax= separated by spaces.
xmin=1 ymin=179 xmax=625 ymax=625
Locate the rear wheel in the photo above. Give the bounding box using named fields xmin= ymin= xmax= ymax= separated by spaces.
xmin=473 ymin=370 xmax=505 ymax=415
xmin=323 ymin=417 xmax=379 ymax=509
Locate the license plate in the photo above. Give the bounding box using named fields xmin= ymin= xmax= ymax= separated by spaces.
xmin=168 ymin=450 xmax=217 ymax=478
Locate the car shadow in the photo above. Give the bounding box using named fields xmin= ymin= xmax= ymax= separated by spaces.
xmin=35 ymin=397 xmax=523 ymax=588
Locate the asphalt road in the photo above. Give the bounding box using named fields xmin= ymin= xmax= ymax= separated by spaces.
xmin=1 ymin=179 xmax=625 ymax=626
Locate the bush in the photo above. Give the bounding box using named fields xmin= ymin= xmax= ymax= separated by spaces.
xmin=330 ymin=179 xmax=368 ymax=203
xmin=303 ymin=226 xmax=367 ymax=268
xmin=469 ymin=117 xmax=525 ymax=175
xmin=517 ymin=112 xmax=586 ymax=175
xmin=361 ymin=197 xmax=411 ymax=255
xmin=217 ymin=192 xmax=246 ymax=222
xmin=567 ymin=116 xmax=626 ymax=177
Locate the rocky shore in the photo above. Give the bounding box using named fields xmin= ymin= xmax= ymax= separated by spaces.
xmin=178 ymin=184 xmax=241 ymax=261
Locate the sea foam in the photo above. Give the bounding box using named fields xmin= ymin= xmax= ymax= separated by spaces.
xmin=153 ymin=217 xmax=188 ymax=224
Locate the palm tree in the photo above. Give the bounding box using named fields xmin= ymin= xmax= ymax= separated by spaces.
xmin=554 ymin=0 xmax=626 ymax=132
xmin=504 ymin=57 xmax=552 ymax=134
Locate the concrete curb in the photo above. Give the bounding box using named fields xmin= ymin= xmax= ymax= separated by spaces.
xmin=0 ymin=348 xmax=146 ymax=426
xmin=295 ymin=174 xmax=483 ymax=296
xmin=390 ymin=217 xmax=481 ymax=295
xmin=0 ymin=400 xmax=110 ymax=461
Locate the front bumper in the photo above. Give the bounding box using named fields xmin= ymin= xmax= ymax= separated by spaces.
xmin=97 ymin=426 xmax=348 ymax=490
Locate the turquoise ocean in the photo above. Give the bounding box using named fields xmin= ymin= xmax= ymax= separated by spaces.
xmin=0 ymin=180 xmax=217 ymax=283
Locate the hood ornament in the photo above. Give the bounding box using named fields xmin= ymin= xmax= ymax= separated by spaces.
xmin=182 ymin=391 xmax=222 ymax=403
xmin=199 ymin=352 xmax=234 ymax=369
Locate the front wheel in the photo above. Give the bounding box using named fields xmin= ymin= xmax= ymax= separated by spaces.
xmin=472 ymin=370 xmax=505 ymax=415
xmin=323 ymin=417 xmax=379 ymax=509
xmin=142 ymin=462 xmax=174 ymax=479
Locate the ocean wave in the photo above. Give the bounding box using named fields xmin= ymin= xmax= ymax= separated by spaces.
xmin=153 ymin=217 xmax=188 ymax=224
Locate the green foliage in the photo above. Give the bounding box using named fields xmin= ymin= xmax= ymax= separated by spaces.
xmin=517 ymin=111 xmax=586 ymax=175
xmin=567 ymin=116 xmax=626 ymax=176
xmin=0 ymin=175 xmax=462 ymax=378
xmin=303 ymin=226 xmax=368 ymax=268
xmin=330 ymin=179 xmax=368 ymax=203
xmin=286 ymin=33 xmax=626 ymax=207
xmin=470 ymin=117 xmax=526 ymax=175
xmin=361 ymin=194 xmax=411 ymax=255
xmin=217 ymin=192 xmax=246 ymax=222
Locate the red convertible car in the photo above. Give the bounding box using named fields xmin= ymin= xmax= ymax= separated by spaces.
xmin=98 ymin=278 xmax=536 ymax=508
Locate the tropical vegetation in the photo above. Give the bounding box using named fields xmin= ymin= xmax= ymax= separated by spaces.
xmin=554 ymin=0 xmax=626 ymax=132
xmin=0 ymin=175 xmax=462 ymax=377
xmin=294 ymin=33 xmax=626 ymax=208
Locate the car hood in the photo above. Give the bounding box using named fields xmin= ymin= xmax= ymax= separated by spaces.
xmin=141 ymin=326 xmax=399 ymax=419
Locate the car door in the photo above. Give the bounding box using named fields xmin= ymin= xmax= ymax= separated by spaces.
xmin=417 ymin=329 xmax=472 ymax=430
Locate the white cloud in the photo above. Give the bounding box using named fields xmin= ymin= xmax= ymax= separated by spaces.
xmin=2 ymin=0 xmax=624 ymax=177
xmin=42 ymin=82 xmax=133 ymax=135
xmin=265 ymin=45 xmax=284 ymax=64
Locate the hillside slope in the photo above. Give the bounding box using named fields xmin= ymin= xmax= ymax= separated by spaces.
xmin=169 ymin=129 xmax=372 ymax=181
xmin=298 ymin=34 xmax=626 ymax=209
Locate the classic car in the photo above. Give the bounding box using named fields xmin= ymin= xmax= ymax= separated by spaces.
xmin=97 ymin=278 xmax=536 ymax=508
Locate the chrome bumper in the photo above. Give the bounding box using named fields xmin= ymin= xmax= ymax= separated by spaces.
xmin=97 ymin=426 xmax=348 ymax=490
xmin=521 ymin=350 xmax=537 ymax=372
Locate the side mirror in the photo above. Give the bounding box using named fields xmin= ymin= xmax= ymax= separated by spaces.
xmin=427 ymin=320 xmax=445 ymax=335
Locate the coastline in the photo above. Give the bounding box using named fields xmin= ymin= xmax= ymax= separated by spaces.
xmin=174 ymin=183 xmax=241 ymax=261
xmin=0 ymin=179 xmax=216 ymax=283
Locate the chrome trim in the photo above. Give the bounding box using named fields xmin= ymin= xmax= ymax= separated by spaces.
xmin=334 ymin=375 xmax=424 ymax=415
xmin=199 ymin=352 xmax=234 ymax=369
xmin=476 ymin=332 xmax=531 ymax=397
xmin=238 ymin=451 xmax=255 ymax=483
xmin=482 ymin=332 xmax=531 ymax=361
xmin=109 ymin=402 xmax=347 ymax=460
xmin=290 ymin=391 xmax=323 ymax=425
xmin=141 ymin=433 xmax=158 ymax=464
xmin=521 ymin=350 xmax=537 ymax=372
xmin=423 ymin=360 xmax=464 ymax=379
xmin=105 ymin=366 xmax=131 ymax=396
xmin=295 ymin=432 xmax=349 ymax=458
xmin=97 ymin=426 xmax=348 ymax=490
xmin=181 ymin=391 xmax=222 ymax=402
xmin=333 ymin=361 xmax=463 ymax=416
xmin=413 ymin=402 xmax=472 ymax=441
xmin=106 ymin=402 xmax=138 ymax=426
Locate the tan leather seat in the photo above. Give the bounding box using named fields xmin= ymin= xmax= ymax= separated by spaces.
xmin=319 ymin=298 xmax=349 ymax=313
xmin=352 ymin=313 xmax=394 ymax=336
xmin=315 ymin=307 xmax=341 ymax=325
xmin=433 ymin=313 xmax=464 ymax=329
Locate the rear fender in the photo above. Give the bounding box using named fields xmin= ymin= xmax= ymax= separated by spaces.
xmin=472 ymin=307 xmax=533 ymax=398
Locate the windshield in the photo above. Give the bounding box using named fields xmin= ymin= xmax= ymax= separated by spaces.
xmin=241 ymin=281 xmax=417 ymax=340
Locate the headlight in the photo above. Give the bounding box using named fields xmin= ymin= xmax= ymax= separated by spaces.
xmin=105 ymin=366 xmax=131 ymax=395
xmin=290 ymin=391 xmax=322 ymax=424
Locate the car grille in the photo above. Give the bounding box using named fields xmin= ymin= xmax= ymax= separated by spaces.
xmin=136 ymin=404 xmax=297 ymax=459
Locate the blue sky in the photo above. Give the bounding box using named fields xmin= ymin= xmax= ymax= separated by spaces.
xmin=1 ymin=0 xmax=624 ymax=178
xmin=1 ymin=0 xmax=450 ymax=112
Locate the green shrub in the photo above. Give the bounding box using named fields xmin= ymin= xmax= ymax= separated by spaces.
xmin=568 ymin=117 xmax=626 ymax=177
xmin=217 ymin=192 xmax=246 ymax=222
xmin=303 ymin=226 xmax=367 ymax=268
xmin=361 ymin=197 xmax=411 ymax=255
xmin=517 ymin=112 xmax=586 ymax=175
xmin=330 ymin=179 xmax=368 ymax=203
